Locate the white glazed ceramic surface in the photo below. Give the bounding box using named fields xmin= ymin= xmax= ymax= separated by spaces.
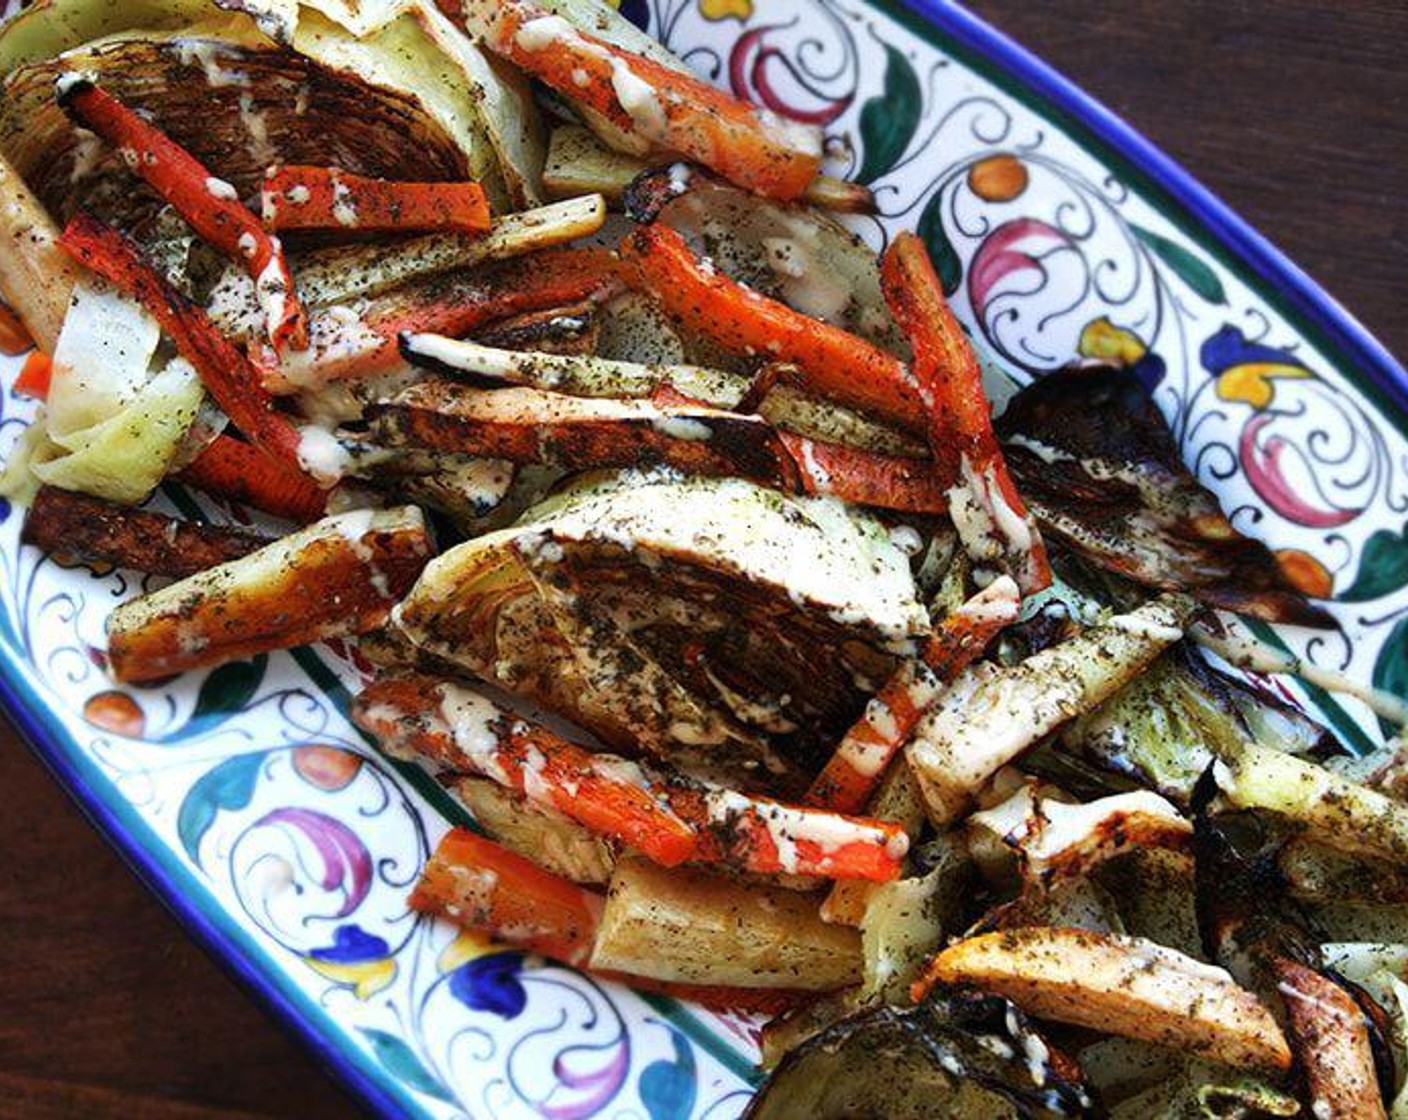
xmin=2 ymin=1 xmax=1406 ymax=1117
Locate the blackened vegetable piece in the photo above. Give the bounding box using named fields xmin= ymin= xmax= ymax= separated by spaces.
xmin=22 ymin=485 xmax=268 ymax=577
xmin=996 ymin=364 xmax=1333 ymax=626
xmin=744 ymin=990 xmax=1094 ymax=1119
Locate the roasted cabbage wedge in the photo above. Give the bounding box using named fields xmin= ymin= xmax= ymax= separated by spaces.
xmin=395 ymin=468 xmax=929 ymax=792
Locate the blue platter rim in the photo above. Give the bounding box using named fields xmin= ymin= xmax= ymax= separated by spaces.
xmin=6 ymin=3 xmax=1406 ymax=1119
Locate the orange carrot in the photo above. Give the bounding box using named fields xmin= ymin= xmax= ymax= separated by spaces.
xmin=59 ymin=213 xmax=312 ymax=477
xmin=621 ymin=225 xmax=926 ymax=434
xmin=0 ymin=301 xmax=33 ymax=356
xmin=880 ymin=232 xmax=1050 ymax=593
xmin=354 ymin=675 xmax=908 ymax=882
xmin=354 ymin=676 xmax=698 ymax=868
xmin=178 ymin=435 xmax=327 ymax=524
xmin=57 ymin=78 xmax=306 ymax=352
xmin=12 ymin=350 xmax=52 ymax=400
xmin=485 ymin=0 xmax=821 ymax=200
xmin=780 ymin=433 xmax=945 ymax=513
xmin=413 ymin=830 xmax=812 ymax=1013
xmin=805 ymin=577 xmax=1021 ymax=814
xmin=262 ymin=166 xmax=491 ymax=235
xmin=412 ymin=828 xmax=604 ymax=967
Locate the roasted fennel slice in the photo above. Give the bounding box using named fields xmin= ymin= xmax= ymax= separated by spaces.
xmin=744 ymin=990 xmax=1094 ymax=1120
xmin=395 ymin=468 xmax=930 ymax=793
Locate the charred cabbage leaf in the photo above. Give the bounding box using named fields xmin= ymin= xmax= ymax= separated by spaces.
xmin=744 ymin=991 xmax=1094 ymax=1120
xmin=395 ymin=468 xmax=930 ymax=793
xmin=996 ymin=364 xmax=1332 ymax=627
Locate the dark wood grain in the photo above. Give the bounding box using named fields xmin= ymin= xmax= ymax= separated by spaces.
xmin=2 ymin=3 xmax=1405 ymax=1117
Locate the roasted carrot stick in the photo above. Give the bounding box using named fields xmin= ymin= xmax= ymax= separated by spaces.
xmin=178 ymin=435 xmax=328 ymax=524
xmin=805 ymin=577 xmax=1021 ymax=814
xmin=621 ymin=225 xmax=926 ymax=434
xmin=261 ymin=166 xmax=492 ymax=236
xmin=880 ymin=231 xmax=1050 ymax=593
xmin=265 ymin=248 xmax=621 ymax=390
xmin=355 ymin=675 xmax=698 ymax=868
xmin=779 ymin=433 xmax=945 ymax=514
xmin=57 ymin=77 xmax=306 ymax=352
xmin=12 ymin=350 xmax=51 ymax=400
xmin=413 ymin=829 xmax=811 ymax=1012
xmin=353 ymin=675 xmax=908 ymax=881
xmin=58 ymin=213 xmax=311 ymax=474
xmin=22 ymin=485 xmax=268 ymax=577
xmin=0 ymin=301 xmax=33 ymax=355
xmin=484 ymin=1 xmax=821 ymax=200
xmin=412 ymin=828 xmax=604 ymax=967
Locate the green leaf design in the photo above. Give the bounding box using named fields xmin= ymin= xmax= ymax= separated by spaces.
xmin=917 ymin=191 xmax=962 ymax=295
xmin=1373 ymin=617 xmax=1408 ymax=740
xmin=176 ymin=751 xmax=266 ymax=863
xmin=164 ymin=655 xmax=267 ymax=741
xmin=1132 ymin=224 xmax=1227 ymax=305
xmin=856 ymin=44 xmax=921 ymax=184
xmin=1341 ymin=522 xmax=1408 ymax=602
xmin=359 ymin=1029 xmax=454 ymax=1104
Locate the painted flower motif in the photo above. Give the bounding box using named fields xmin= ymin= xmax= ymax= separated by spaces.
xmin=1077 ymin=316 xmax=1166 ymax=391
xmin=306 ymin=925 xmax=396 ymax=999
xmin=1202 ymin=323 xmax=1312 ymax=411
xmin=449 ymin=952 xmax=527 ymax=1020
xmin=702 ymin=0 xmax=753 ymax=21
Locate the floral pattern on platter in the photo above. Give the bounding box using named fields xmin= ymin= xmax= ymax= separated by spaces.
xmin=0 ymin=0 xmax=1405 ymax=1117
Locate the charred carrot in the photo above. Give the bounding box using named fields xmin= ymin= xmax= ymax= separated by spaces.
xmin=354 ymin=676 xmax=699 ymax=868
xmin=805 ymin=577 xmax=1021 ymax=814
xmin=780 ymin=433 xmax=945 ymax=514
xmin=262 ymin=166 xmax=492 ymax=236
xmin=413 ymin=830 xmax=811 ymax=1012
xmin=485 ymin=1 xmax=821 ymax=200
xmin=266 ymin=248 xmax=621 ymax=391
xmin=179 ymin=435 xmax=328 ymax=524
xmin=880 ymin=231 xmax=1050 ymax=593
xmin=412 ymin=828 xmax=604 ymax=967
xmin=0 ymin=301 xmax=33 ymax=356
xmin=22 ymin=485 xmax=268 ymax=577
xmin=12 ymin=350 xmax=51 ymax=400
xmin=56 ymin=77 xmax=306 ymax=352
xmin=620 ymin=225 xmax=926 ymax=434
xmin=354 ymin=675 xmax=908 ymax=881
xmin=58 ymin=213 xmax=311 ymax=474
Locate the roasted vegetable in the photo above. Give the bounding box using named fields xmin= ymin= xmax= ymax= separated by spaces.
xmin=881 ymin=231 xmax=1050 ymax=593
xmin=996 ymin=363 xmax=1332 ymax=626
xmin=590 ymin=857 xmax=860 ymax=990
xmin=1275 ymin=958 xmax=1388 ymax=1119
xmin=354 ymin=674 xmax=908 ymax=881
xmin=178 ymin=434 xmax=328 ymax=523
xmin=261 ymin=165 xmax=492 ymax=235
xmin=106 ymin=506 xmax=432 ymax=681
xmin=918 ymin=928 xmax=1292 ymax=1073
xmin=906 ymin=594 xmax=1195 ymax=825
xmin=21 ymin=485 xmax=268 ymax=576
xmin=452 ymin=776 xmax=616 ymax=886
xmin=0 ymin=149 xmax=78 ymax=351
xmin=395 ymin=469 xmax=930 ymax=793
xmin=472 ymin=0 xmax=822 ymax=200
xmin=745 ymin=991 xmax=1094 ymax=1119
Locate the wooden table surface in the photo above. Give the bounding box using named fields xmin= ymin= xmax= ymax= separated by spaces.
xmin=2 ymin=2 xmax=1404 ymax=1117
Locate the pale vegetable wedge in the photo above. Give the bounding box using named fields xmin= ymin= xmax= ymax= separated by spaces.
xmin=922 ymin=928 xmax=1291 ymax=1073
xmin=0 ymin=150 xmax=80 ymax=351
xmin=454 ymin=777 xmax=615 ymax=886
xmin=107 ymin=507 xmax=432 ymax=682
xmin=1273 ymin=957 xmax=1387 ymax=1120
xmin=907 ymin=595 xmax=1196 ymax=825
xmin=590 ymin=857 xmax=861 ymax=990
xmin=1216 ymin=743 xmax=1408 ymax=864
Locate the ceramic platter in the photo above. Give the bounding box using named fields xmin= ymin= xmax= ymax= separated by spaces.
xmin=2 ymin=1 xmax=1406 ymax=1117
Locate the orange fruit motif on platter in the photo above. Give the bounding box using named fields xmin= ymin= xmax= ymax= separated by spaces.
xmin=968 ymin=154 xmax=1029 ymax=202
xmin=1275 ymin=549 xmax=1334 ymax=600
xmin=83 ymin=690 xmax=145 ymax=738
xmin=293 ymin=744 xmax=364 ymax=791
